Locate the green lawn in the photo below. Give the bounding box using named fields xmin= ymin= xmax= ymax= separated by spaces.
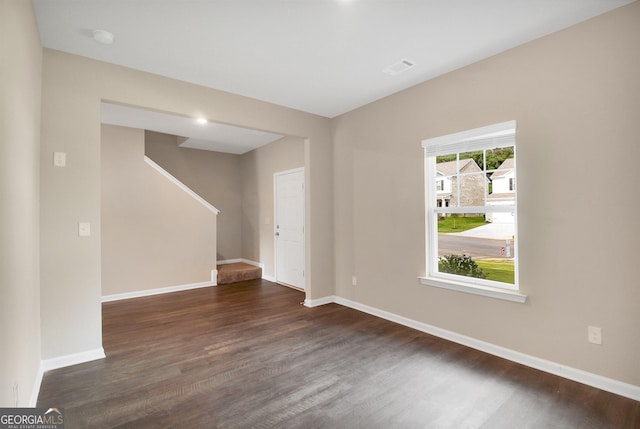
xmin=437 ymin=215 xmax=487 ymax=233
xmin=477 ymin=259 xmax=515 ymax=284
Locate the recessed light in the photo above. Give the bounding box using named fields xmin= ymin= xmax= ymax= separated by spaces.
xmin=196 ymin=118 xmax=208 ymax=125
xmin=93 ymin=29 xmax=114 ymax=45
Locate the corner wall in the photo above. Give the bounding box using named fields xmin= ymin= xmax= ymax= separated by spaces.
xmin=145 ymin=131 xmax=242 ymax=261
xmin=0 ymin=1 xmax=42 ymax=406
xmin=101 ymin=125 xmax=217 ymax=296
xmin=143 ymin=131 xmax=305 ymax=279
xmin=39 ymin=49 xmax=333 ymax=361
xmin=332 ymin=3 xmax=640 ymax=386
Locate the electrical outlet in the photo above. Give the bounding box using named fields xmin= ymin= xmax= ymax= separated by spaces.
xmin=13 ymin=383 xmax=18 ymax=407
xmin=352 ymin=275 xmax=357 ymax=286
xmin=588 ymin=326 xmax=602 ymax=345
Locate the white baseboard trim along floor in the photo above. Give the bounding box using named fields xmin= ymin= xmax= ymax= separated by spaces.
xmin=304 ymin=294 xmax=640 ymax=402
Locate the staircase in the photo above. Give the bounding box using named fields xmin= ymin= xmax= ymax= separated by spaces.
xmin=217 ymin=262 xmax=262 ymax=285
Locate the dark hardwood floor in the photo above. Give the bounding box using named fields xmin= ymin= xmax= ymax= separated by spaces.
xmin=38 ymin=279 xmax=640 ymax=428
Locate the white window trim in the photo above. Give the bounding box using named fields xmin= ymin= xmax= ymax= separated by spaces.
xmin=421 ymin=121 xmax=527 ymax=303
xmin=418 ymin=276 xmax=527 ymax=303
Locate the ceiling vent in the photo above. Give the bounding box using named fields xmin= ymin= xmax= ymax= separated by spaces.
xmin=383 ymin=59 xmax=415 ymax=76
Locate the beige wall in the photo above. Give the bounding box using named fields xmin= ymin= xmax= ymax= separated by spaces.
xmin=101 ymin=125 xmax=217 ymax=295
xmin=0 ymin=1 xmax=42 ymax=406
xmin=332 ymin=2 xmax=640 ymax=386
xmin=144 ymin=131 xmax=305 ymax=278
xmin=7 ymin=0 xmax=635 ymax=404
xmin=143 ymin=131 xmax=305 ymax=276
xmin=40 ymin=48 xmax=333 ymax=360
xmin=241 ymin=136 xmax=306 ymax=278
xmin=145 ymin=131 xmax=242 ymax=260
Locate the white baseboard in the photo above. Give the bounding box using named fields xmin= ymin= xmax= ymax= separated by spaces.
xmin=102 ymin=279 xmax=216 ymax=303
xmin=304 ymin=295 xmax=336 ymax=307
xmin=41 ymin=347 xmax=106 ymax=373
xmin=29 ymin=364 xmax=45 ymax=407
xmin=33 ymin=348 xmax=107 ymax=405
xmin=263 ymin=274 xmax=276 ymax=282
xmin=309 ymin=295 xmax=640 ymax=402
xmin=28 ymin=347 xmax=106 ymax=408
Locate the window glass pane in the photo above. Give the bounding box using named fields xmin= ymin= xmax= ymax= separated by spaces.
xmin=485 ymin=146 xmax=514 ymax=172
xmin=459 ymin=150 xmax=485 ymax=171
xmin=486 ymin=147 xmax=516 ymax=223
xmin=436 ymin=212 xmax=515 ymax=284
xmin=425 ymin=122 xmax=517 ymax=291
xmin=434 ymin=158 xmax=455 ymax=208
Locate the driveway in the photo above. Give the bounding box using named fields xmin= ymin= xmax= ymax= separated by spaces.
xmin=454 ymin=221 xmax=515 ymax=240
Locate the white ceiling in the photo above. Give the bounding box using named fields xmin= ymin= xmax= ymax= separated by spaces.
xmin=101 ymin=102 xmax=283 ymax=154
xmin=34 ymin=0 xmax=634 ymax=120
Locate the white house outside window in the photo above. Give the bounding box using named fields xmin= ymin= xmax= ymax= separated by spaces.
xmin=420 ymin=121 xmax=526 ymax=303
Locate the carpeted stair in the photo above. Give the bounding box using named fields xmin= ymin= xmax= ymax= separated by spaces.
xmin=217 ymin=262 xmax=262 ymax=285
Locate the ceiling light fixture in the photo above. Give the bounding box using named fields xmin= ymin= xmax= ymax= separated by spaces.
xmin=92 ymin=29 xmax=115 ymax=45
xmin=196 ymin=117 xmax=208 ymax=125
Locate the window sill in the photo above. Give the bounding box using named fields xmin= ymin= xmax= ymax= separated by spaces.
xmin=419 ymin=276 xmax=527 ymax=303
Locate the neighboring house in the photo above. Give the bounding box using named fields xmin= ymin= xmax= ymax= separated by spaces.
xmin=435 ymin=158 xmax=486 ymax=212
xmin=487 ymin=157 xmax=515 ymax=223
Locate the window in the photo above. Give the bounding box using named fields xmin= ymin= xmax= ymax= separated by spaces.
xmin=420 ymin=121 xmax=526 ymax=303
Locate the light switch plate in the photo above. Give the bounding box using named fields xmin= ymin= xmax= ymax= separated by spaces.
xmin=53 ymin=152 xmax=66 ymax=167
xmin=78 ymin=222 xmax=91 ymax=237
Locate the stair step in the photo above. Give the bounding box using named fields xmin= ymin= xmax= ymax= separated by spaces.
xmin=217 ymin=262 xmax=262 ymax=285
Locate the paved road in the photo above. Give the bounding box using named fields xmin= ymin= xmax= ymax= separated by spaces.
xmin=438 ymin=234 xmax=513 ymax=259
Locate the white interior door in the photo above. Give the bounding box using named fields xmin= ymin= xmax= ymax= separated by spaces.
xmin=275 ymin=168 xmax=305 ymax=289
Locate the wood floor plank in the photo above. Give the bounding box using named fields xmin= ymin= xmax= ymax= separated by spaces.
xmin=37 ymin=279 xmax=640 ymax=428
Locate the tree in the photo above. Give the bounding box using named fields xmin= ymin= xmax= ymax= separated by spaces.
xmin=485 ymin=147 xmax=514 ymax=171
xmin=436 ymin=148 xmax=513 ymax=173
